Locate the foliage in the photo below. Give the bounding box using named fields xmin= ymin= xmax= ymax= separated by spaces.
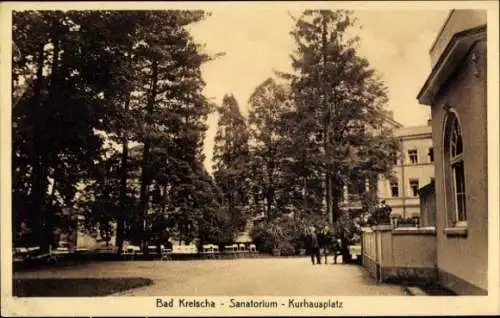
xmin=11 ymin=10 xmax=220 ymax=252
xmin=12 ymin=9 xmax=401 ymax=256
xmin=212 ymin=94 xmax=250 ymax=233
xmin=280 ymin=10 xmax=400 ymax=225
xmin=177 ymin=161 xmax=236 ymax=246
xmin=13 ymin=11 xmax=110 ymax=250
xmin=364 ymin=201 xmax=392 ymax=226
xmin=247 ymin=78 xmax=295 ymax=220
xmin=250 ymin=215 xmax=305 ymax=255
xmin=332 ymin=210 xmax=361 ymax=244
xmin=277 ymin=241 xmax=297 ymax=256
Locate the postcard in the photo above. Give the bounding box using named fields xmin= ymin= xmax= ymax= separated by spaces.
xmin=1 ymin=1 xmax=499 ymax=316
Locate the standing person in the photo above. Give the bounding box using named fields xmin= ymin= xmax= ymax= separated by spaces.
xmin=318 ymin=225 xmax=331 ymax=265
xmin=331 ymin=237 xmax=342 ymax=264
xmin=373 ymin=200 xmax=392 ymax=225
xmin=307 ymin=226 xmax=321 ymax=265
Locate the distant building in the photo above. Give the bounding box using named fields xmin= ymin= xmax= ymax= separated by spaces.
xmin=377 ymin=124 xmax=435 ymax=220
xmin=340 ymin=114 xmax=402 ymax=213
xmin=417 ymin=10 xmax=487 ymax=295
xmin=342 ymin=123 xmax=435 ymax=222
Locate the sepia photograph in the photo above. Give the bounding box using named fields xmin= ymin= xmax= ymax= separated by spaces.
xmin=1 ymin=1 xmax=499 ymax=316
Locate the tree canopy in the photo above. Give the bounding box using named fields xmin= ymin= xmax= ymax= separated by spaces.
xmin=12 ymin=10 xmax=224 ymax=252
xmin=12 ymin=9 xmax=400 ymax=257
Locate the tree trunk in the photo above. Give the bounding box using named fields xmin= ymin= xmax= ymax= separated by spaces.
xmin=321 ymin=14 xmax=334 ymax=228
xmin=43 ymin=22 xmax=63 ymax=252
xmin=301 ymin=176 xmax=307 ymax=216
xmin=162 ymin=184 xmax=168 ymax=215
xmin=341 ymin=236 xmax=351 ymax=264
xmin=266 ymin=190 xmax=272 ymax=221
xmin=116 ymin=93 xmax=131 ymax=255
xmin=138 ymin=135 xmax=151 ymax=253
xmin=30 ymin=42 xmax=47 ymax=251
xmin=331 ymin=175 xmax=342 ymax=224
xmin=139 ymin=59 xmax=158 ymax=254
xmin=327 ymin=173 xmax=333 ymax=226
xmin=116 ymin=40 xmax=134 ymax=254
xmin=35 ymin=29 xmax=64 ymax=253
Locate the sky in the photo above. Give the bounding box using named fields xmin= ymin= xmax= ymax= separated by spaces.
xmin=189 ymin=10 xmax=451 ymax=172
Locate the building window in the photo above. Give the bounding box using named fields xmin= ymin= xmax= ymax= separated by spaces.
xmin=428 ymin=147 xmax=434 ymax=162
xmin=390 ymin=181 xmax=399 ymax=197
xmin=408 ymin=149 xmax=418 ymax=164
xmin=409 ymin=179 xmax=419 ymax=197
xmin=449 ymin=115 xmax=466 ymax=224
xmin=453 ymin=162 xmax=466 ymax=222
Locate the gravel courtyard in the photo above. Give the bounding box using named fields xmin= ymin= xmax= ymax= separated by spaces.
xmin=14 ymin=257 xmax=407 ymax=296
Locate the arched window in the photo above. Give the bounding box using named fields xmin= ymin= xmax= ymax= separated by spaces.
xmin=444 ymin=111 xmax=467 ymax=226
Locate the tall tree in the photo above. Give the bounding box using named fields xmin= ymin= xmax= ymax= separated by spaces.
xmin=279 ymin=103 xmax=325 ymax=219
xmin=130 ymin=11 xmax=216 ymax=250
xmin=12 ymin=10 xmax=220 ymax=254
xmin=283 ymin=10 xmax=399 ymax=227
xmin=12 ymin=11 xmax=110 ymax=251
xmin=74 ymin=11 xmax=145 ymax=253
xmin=247 ymin=78 xmax=293 ymax=220
xmin=212 ymin=94 xmax=250 ymax=232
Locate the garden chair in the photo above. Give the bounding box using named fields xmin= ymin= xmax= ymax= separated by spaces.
xmin=160 ymin=245 xmax=172 ymax=261
xmin=123 ymin=245 xmax=140 ymax=260
xmin=212 ymin=245 xmax=220 ymax=258
xmin=224 ymin=245 xmax=235 ymax=255
xmin=188 ymin=244 xmax=198 ymax=254
xmin=202 ymin=244 xmax=214 ymax=258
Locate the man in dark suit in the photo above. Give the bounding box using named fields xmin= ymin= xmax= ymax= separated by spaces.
xmin=318 ymin=226 xmax=332 ymax=265
xmin=306 ymin=227 xmax=321 ymax=265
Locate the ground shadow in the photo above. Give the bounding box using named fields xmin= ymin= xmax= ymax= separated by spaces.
xmin=403 ymin=282 xmax=457 ymax=296
xmin=13 ymin=277 xmax=154 ymax=297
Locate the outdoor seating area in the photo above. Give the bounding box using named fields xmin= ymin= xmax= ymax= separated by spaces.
xmin=166 ymin=243 xmax=259 ymax=260
xmin=172 ymin=244 xmax=198 ymax=254
xmin=118 ymin=242 xmax=259 ymax=261
xmin=13 ymin=246 xmax=42 ymax=263
xmin=215 ymin=243 xmax=258 ymax=259
xmin=13 ymin=244 xmax=74 ymax=263
xmin=12 ymin=244 xmax=95 ymax=269
xmin=201 ymin=244 xmax=220 ymax=258
xmin=13 ymin=241 xmax=260 ymax=268
xmin=122 ymin=245 xmax=141 ymax=260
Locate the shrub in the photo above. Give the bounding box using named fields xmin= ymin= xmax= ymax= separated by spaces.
xmin=250 ymin=216 xmax=304 ymax=255
xmin=333 ymin=211 xmax=360 ymax=244
xmin=278 ymin=240 xmax=296 ymax=256
xmin=363 ymin=201 xmax=392 ymax=226
xmin=250 ymin=222 xmax=275 ymax=253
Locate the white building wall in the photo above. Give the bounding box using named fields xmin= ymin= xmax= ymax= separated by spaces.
xmin=377 ymin=125 xmax=435 ymax=219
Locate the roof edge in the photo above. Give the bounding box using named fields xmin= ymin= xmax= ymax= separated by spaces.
xmin=417 ymin=25 xmax=487 ymax=105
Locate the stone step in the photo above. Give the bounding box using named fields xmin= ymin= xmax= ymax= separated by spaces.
xmin=404 ymin=286 xmax=429 ymax=296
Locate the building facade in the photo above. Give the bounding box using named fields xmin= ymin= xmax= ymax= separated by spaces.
xmin=417 ymin=10 xmax=487 ymax=295
xmin=342 ymin=124 xmax=435 ymax=221
xmin=340 ymin=113 xmax=402 ymax=212
xmin=377 ymin=125 xmax=435 ymax=220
